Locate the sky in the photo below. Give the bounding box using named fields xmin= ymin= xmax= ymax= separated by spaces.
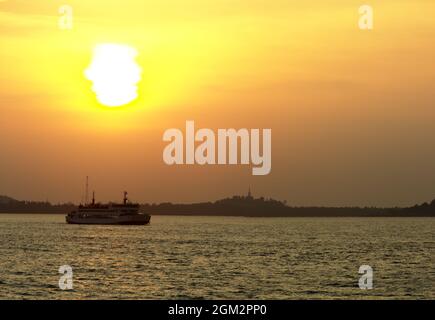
xmin=0 ymin=0 xmax=434 ymax=206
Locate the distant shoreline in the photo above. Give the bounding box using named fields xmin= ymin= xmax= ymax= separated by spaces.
xmin=0 ymin=212 xmax=434 ymax=218
xmin=1 ymin=194 xmax=434 ymax=217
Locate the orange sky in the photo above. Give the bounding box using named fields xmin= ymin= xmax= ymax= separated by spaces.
xmin=0 ymin=0 xmax=434 ymax=206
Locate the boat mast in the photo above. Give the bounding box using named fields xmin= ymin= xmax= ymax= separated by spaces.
xmin=124 ymin=191 xmax=128 ymax=204
xmin=85 ymin=176 xmax=89 ymax=205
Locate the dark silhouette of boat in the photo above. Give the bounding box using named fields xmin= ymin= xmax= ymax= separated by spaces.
xmin=66 ymin=191 xmax=150 ymax=225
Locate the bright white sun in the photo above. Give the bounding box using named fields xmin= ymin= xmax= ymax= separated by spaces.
xmin=85 ymin=44 xmax=142 ymax=107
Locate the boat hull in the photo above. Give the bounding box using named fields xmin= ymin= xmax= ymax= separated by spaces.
xmin=66 ymin=214 xmax=151 ymax=225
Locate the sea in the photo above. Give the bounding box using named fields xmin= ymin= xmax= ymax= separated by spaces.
xmin=0 ymin=214 xmax=433 ymax=299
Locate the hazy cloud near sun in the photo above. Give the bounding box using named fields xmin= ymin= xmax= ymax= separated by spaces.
xmin=0 ymin=0 xmax=367 ymax=25
xmin=0 ymin=12 xmax=56 ymax=36
xmin=0 ymin=0 xmax=62 ymax=35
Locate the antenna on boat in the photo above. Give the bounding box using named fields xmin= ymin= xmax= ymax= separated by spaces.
xmin=85 ymin=176 xmax=89 ymax=204
xmin=123 ymin=191 xmax=128 ymax=204
xmin=92 ymin=191 xmax=95 ymax=205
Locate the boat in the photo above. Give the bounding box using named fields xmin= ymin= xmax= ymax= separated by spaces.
xmin=66 ymin=191 xmax=151 ymax=225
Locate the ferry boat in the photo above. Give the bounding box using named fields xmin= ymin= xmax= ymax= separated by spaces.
xmin=66 ymin=191 xmax=150 ymax=225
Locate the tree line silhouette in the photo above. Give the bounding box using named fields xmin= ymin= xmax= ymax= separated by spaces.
xmin=1 ymin=194 xmax=434 ymax=217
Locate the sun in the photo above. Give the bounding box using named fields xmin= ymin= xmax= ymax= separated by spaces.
xmin=85 ymin=44 xmax=142 ymax=107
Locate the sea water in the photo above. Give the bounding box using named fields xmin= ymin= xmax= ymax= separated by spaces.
xmin=0 ymin=214 xmax=433 ymax=299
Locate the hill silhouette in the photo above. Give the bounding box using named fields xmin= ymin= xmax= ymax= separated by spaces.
xmin=0 ymin=193 xmax=434 ymax=217
xmin=0 ymin=196 xmax=75 ymax=213
xmin=141 ymin=193 xmax=434 ymax=217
